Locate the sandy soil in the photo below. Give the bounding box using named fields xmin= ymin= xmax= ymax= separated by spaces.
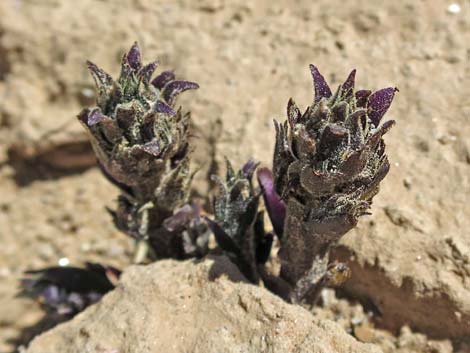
xmin=0 ymin=0 xmax=469 ymax=352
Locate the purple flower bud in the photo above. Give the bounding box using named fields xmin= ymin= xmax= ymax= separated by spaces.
xmin=86 ymin=61 xmax=113 ymax=90
xmin=138 ymin=61 xmax=159 ymax=84
xmin=257 ymin=168 xmax=286 ymax=238
xmin=367 ymin=87 xmax=397 ymax=126
xmin=155 ymin=100 xmax=176 ymax=116
xmin=126 ymin=42 xmax=142 ymax=70
xmin=341 ymin=69 xmax=356 ymax=94
xmin=309 ymin=64 xmax=332 ymax=103
xmin=162 ymin=80 xmax=199 ymax=106
xmin=242 ymin=159 xmax=259 ymax=179
xmin=151 ymin=70 xmax=175 ymax=89
xmin=86 ymin=108 xmax=108 ymax=126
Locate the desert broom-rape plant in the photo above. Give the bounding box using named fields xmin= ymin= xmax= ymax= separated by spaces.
xmin=78 ymin=42 xmax=206 ymax=261
xmin=21 ymin=44 xmax=396 ymax=321
xmin=267 ymin=65 xmax=396 ymax=302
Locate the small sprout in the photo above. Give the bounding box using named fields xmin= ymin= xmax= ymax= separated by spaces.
xmin=207 ymin=159 xmax=273 ymax=283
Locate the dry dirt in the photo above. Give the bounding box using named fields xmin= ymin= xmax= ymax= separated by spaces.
xmin=25 ymin=257 xmax=383 ymax=353
xmin=0 ymin=0 xmax=469 ymax=352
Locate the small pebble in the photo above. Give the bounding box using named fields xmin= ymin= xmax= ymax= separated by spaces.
xmin=81 ymin=242 xmax=92 ymax=253
xmin=354 ymin=324 xmax=375 ymax=343
xmin=0 ymin=267 xmax=11 ymax=278
xmin=58 ymin=257 xmax=70 ymax=266
xmin=447 ymin=3 xmax=461 ymax=14
xmin=38 ymin=244 xmax=55 ymax=260
xmin=403 ymin=177 xmax=412 ymax=189
xmin=437 ymin=134 xmax=457 ymax=145
xmin=80 ymin=88 xmax=95 ymax=99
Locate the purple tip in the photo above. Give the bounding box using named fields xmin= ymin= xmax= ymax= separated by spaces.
xmin=151 ymin=71 xmax=175 ymax=89
xmin=162 ymin=80 xmax=199 ymax=106
xmin=139 ymin=61 xmax=159 ymax=84
xmin=342 ymin=69 xmax=356 ymax=93
xmin=287 ymin=98 xmax=301 ymax=128
xmin=367 ymin=87 xmax=397 ymax=126
xmin=309 ymin=64 xmax=332 ymax=104
xmin=155 ymin=100 xmax=176 ymax=116
xmin=85 ymin=108 xmax=107 ymax=126
xmin=242 ymin=159 xmax=259 ymax=178
xmin=163 ymin=205 xmax=195 ymax=232
xmin=257 ymin=167 xmax=286 ymax=238
xmin=86 ymin=61 xmax=112 ymax=88
xmin=126 ymin=42 xmax=141 ymax=70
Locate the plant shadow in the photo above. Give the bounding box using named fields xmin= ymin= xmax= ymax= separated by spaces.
xmin=5 ymin=142 xmax=95 ymax=187
xmin=8 ymin=314 xmax=69 ymax=353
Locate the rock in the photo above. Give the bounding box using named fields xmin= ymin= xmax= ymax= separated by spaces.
xmin=25 ymin=257 xmax=381 ymax=353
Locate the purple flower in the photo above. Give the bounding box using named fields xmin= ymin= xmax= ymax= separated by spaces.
xmin=257 ymin=167 xmax=286 ymax=238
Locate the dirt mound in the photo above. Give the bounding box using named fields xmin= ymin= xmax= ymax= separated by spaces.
xmin=25 ymin=257 xmax=382 ymax=353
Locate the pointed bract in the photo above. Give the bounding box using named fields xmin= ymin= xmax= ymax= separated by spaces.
xmin=309 ymin=64 xmax=332 ymax=103
xmin=163 ymin=80 xmax=200 ymax=105
xmin=257 ymin=167 xmax=286 ymax=238
xmin=155 ymin=100 xmax=176 ymax=115
xmin=242 ymin=159 xmax=259 ymax=179
xmin=126 ymin=42 xmax=142 ymax=70
xmin=139 ymin=61 xmax=159 ymax=84
xmin=87 ymin=108 xmax=107 ymax=126
xmin=151 ymin=70 xmax=175 ymax=89
xmin=341 ymin=69 xmax=356 ymax=94
xmin=86 ymin=61 xmax=113 ymax=89
xmin=287 ymin=98 xmax=301 ymax=128
xmin=367 ymin=87 xmax=396 ymax=126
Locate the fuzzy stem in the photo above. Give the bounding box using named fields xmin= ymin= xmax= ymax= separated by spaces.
xmin=133 ymin=239 xmax=149 ymax=264
xmin=278 ymin=199 xmax=343 ymax=303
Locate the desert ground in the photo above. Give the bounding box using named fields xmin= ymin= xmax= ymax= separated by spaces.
xmin=0 ymin=0 xmax=469 ymax=352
